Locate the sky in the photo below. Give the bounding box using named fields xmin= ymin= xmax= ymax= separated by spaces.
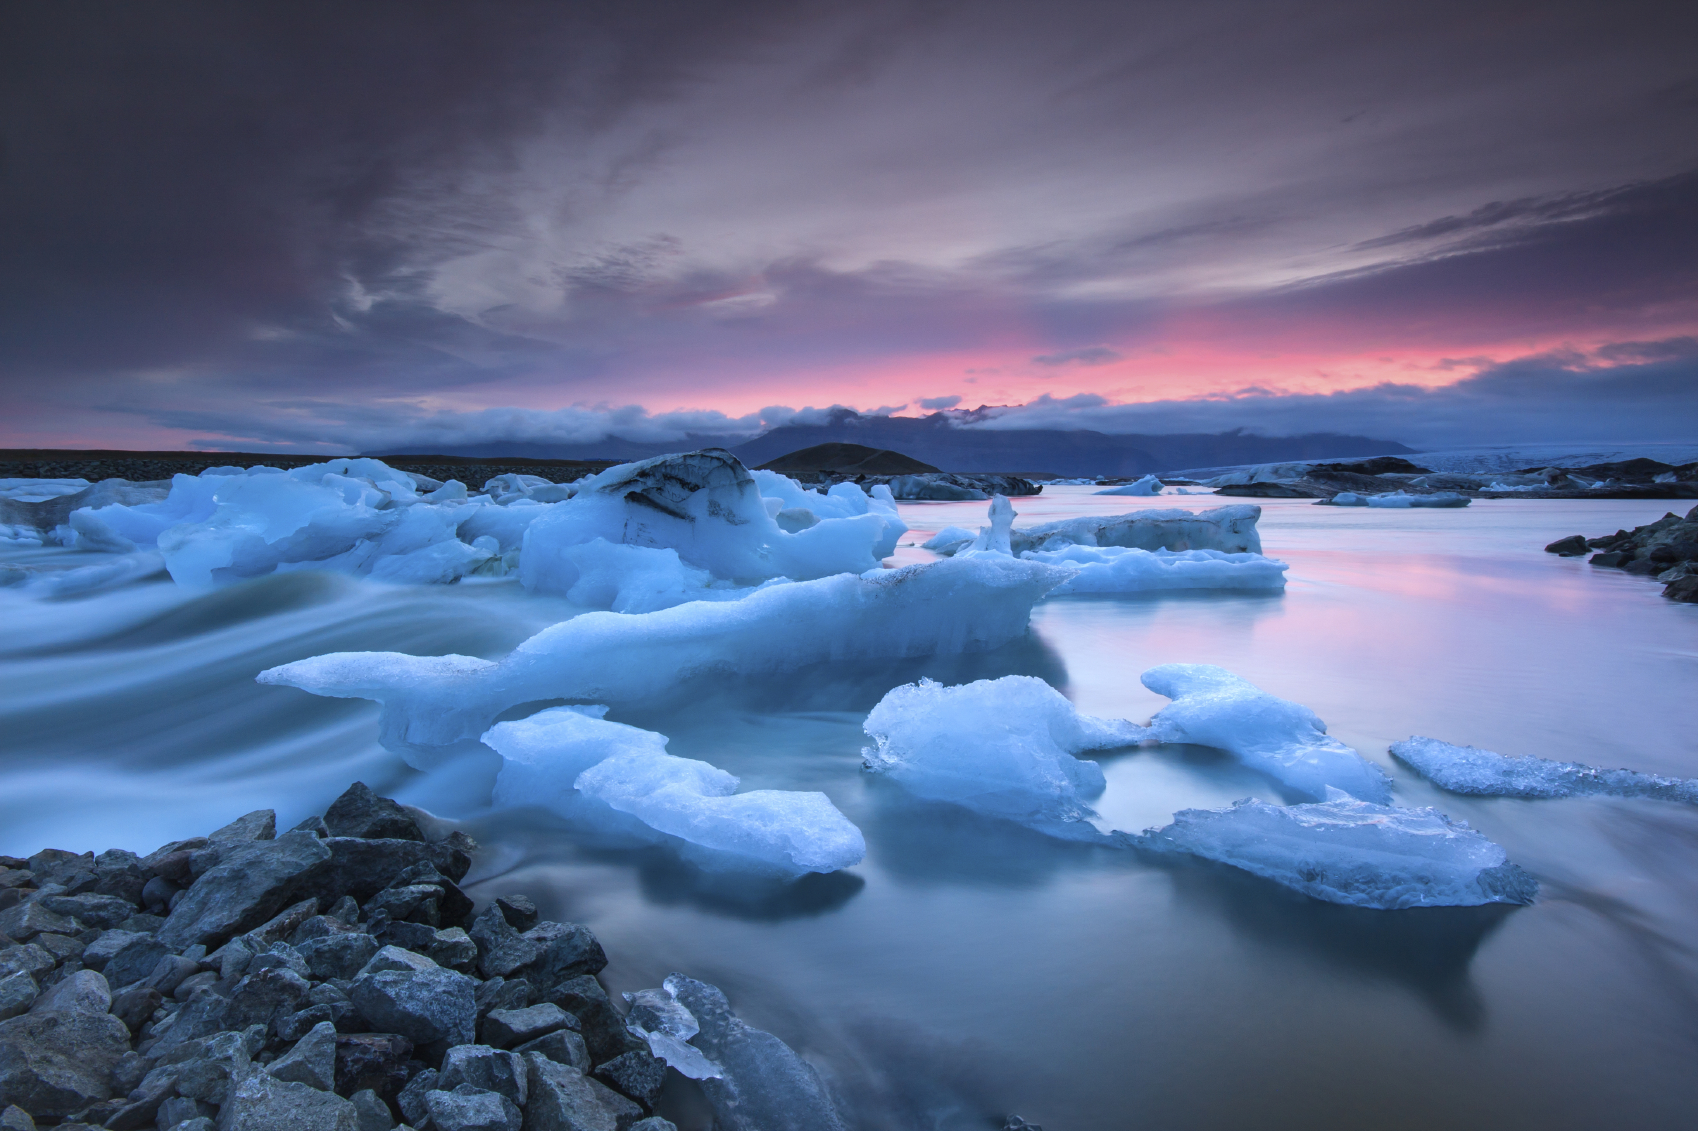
xmin=2 ymin=0 xmax=1695 ymax=454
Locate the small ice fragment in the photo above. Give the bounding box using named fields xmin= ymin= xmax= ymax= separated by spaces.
xmin=1093 ymin=474 xmax=1163 ymax=496
xmin=623 ymin=987 xmax=724 ymax=1079
xmin=1390 ymin=736 xmax=1698 ymax=803
xmin=1020 ymin=545 xmax=1287 ymax=593
xmin=1137 ymin=664 xmax=1392 ymax=802
xmin=1132 ymin=791 xmax=1537 ymax=908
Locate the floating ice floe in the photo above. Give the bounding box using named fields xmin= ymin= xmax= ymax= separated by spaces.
xmin=260 ymin=554 xmax=1074 ymax=762
xmin=624 ymin=983 xmax=724 ymax=1080
xmin=1133 ymin=664 xmax=1392 ymax=802
xmin=657 ymin=974 xmax=850 ymax=1131
xmin=1326 ymin=492 xmax=1471 ymax=508
xmin=1390 ymin=736 xmax=1698 ymax=803
xmin=1093 ymin=474 xmax=1163 ymax=496
xmin=1021 ymin=545 xmax=1288 ymax=594
xmin=862 ymin=676 xmax=1143 ymax=835
xmin=1132 ymin=791 xmax=1538 ymax=908
xmin=519 ymin=450 xmax=906 ymax=598
xmin=925 ymin=504 xmax=1264 ymax=556
xmin=484 ymin=704 xmax=864 ymax=873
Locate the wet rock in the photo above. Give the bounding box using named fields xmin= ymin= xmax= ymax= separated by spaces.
xmin=223 ymin=966 xmax=311 ymax=1035
xmin=395 ymin=1069 xmax=437 ymax=1126
xmin=0 ymin=902 xmax=76 ymax=941
xmin=332 ymin=1033 xmax=412 ymax=1100
xmin=1667 ymin=574 xmax=1698 ymax=603
xmin=208 ymin=809 xmax=277 ymax=845
xmin=593 ymin=1051 xmax=664 ymax=1110
xmin=481 ymin=1004 xmax=572 ymax=1050
xmin=269 ymin=1021 xmax=339 ymax=1090
xmin=474 ymin=978 xmax=530 ymax=1019
xmin=78 ymin=930 xmax=146 ymax=972
xmin=0 ymin=947 xmax=52 ymax=981
xmin=171 ymin=1028 xmax=262 ymax=1106
xmin=0 ymin=1105 xmax=33 ymax=1131
xmin=349 ymin=1087 xmax=395 ymax=1131
xmin=0 ymin=975 xmax=35 ymax=1023
xmin=157 ymin=832 xmax=331 ymax=950
xmin=108 ymin=984 xmax=162 ymax=1033
xmin=1590 ymin=550 xmax=1631 ymax=568
xmin=439 ymin=1045 xmax=527 ymax=1108
xmin=218 ymin=1068 xmax=360 ymax=1131
xmin=0 ymin=978 xmax=131 ymax=1117
xmin=514 ymin=1030 xmax=590 ymax=1074
xmin=34 ymin=932 xmax=85 ymax=964
xmin=492 ymin=897 xmax=537 ymax=933
xmin=325 ymin=784 xmax=426 ymax=843
xmin=321 ymin=840 xmax=471 ymax=905
xmin=101 ymin=937 xmax=172 ymax=989
xmin=628 ymin=1120 xmax=676 ymax=1131
xmin=155 ymin=1094 xmax=216 ymax=1128
xmin=1544 ymin=534 xmax=1590 ymax=555
xmin=39 ymin=894 xmax=136 ymax=930
xmin=521 ymin=1053 xmax=617 ymax=1131
xmin=423 ymin=1084 xmax=522 ymax=1131
xmin=348 ymin=955 xmax=477 ymax=1051
xmin=29 ymin=969 xmax=109 ymax=1016
xmin=250 ymin=941 xmax=311 ymax=979
xmin=544 ymin=978 xmax=642 ymax=1066
xmin=585 ymin=1077 xmax=644 ymax=1129
xmin=469 ymin=909 xmax=604 ymax=988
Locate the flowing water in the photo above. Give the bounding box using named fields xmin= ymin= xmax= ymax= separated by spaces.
xmin=3 ymin=488 xmax=1695 ymax=1130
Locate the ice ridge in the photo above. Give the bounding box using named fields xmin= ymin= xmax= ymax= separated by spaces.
xmin=1391 ymin=736 xmax=1698 ymax=803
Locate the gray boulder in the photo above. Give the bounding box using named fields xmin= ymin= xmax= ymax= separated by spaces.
xmin=544 ymin=978 xmax=642 ymax=1065
xmin=348 ymin=957 xmax=476 ymax=1049
xmin=209 ymin=809 xmax=277 ymax=845
xmin=0 ymin=947 xmax=52 ymax=981
xmin=592 ymin=1051 xmax=664 ymax=1110
xmin=468 ymin=909 xmax=604 ymax=986
xmin=520 ymin=1053 xmax=617 ymax=1131
xmin=0 ymin=971 xmax=130 ymax=1118
xmin=101 ymin=936 xmax=172 ymax=989
xmin=155 ymin=1094 xmax=216 ymax=1128
xmin=333 ymin=1033 xmax=414 ymax=1100
xmin=324 ymin=784 xmax=425 ymax=842
xmin=222 ymin=966 xmax=311 ymax=1034
xmin=28 ymin=968 xmax=109 ymax=1016
xmin=38 ymin=893 xmax=137 ymax=929
xmin=439 ymin=1044 xmax=527 ymax=1107
xmin=297 ymin=933 xmax=380 ymax=982
xmin=172 ymin=1028 xmax=263 ymax=1106
xmin=268 ymin=1021 xmax=339 ymax=1091
xmin=321 ymin=840 xmax=471 ymax=904
xmin=0 ymin=902 xmax=77 ymax=940
xmin=0 ymin=974 xmax=34 ymax=1023
xmin=349 ymin=1088 xmax=395 ymax=1131
xmin=395 ymin=1069 xmax=437 ymax=1127
xmin=158 ymin=831 xmax=331 ymax=949
xmin=78 ymin=929 xmax=148 ymax=972
xmin=514 ymin=1029 xmax=590 ymax=1074
xmin=217 ymin=1069 xmax=359 ymax=1131
xmin=481 ymin=1004 xmax=571 ymax=1050
xmin=424 ymin=1084 xmax=522 ymax=1131
xmin=627 ymin=1121 xmax=677 ymax=1131
xmin=0 ymin=1105 xmax=33 ymax=1131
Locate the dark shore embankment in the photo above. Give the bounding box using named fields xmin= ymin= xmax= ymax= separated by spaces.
xmin=0 ymin=452 xmax=618 ymax=488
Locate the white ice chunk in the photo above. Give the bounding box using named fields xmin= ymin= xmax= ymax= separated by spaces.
xmin=1093 ymin=474 xmax=1163 ymax=496
xmin=1328 ymin=492 xmax=1471 ymax=508
xmin=260 ymin=554 xmax=1074 ymax=761
xmin=1136 ymin=664 xmax=1392 ymax=802
xmin=576 ymin=748 xmax=865 ymax=873
xmin=862 ymin=675 xmax=1141 ymax=834
xmin=1132 ymin=791 xmax=1538 ymax=908
xmin=921 ymin=525 xmax=978 ymax=552
xmin=1390 ymin=736 xmax=1698 ymax=803
xmin=959 ymin=494 xmax=1015 ymax=556
xmin=927 ymin=505 xmax=1264 ymax=556
xmin=1021 ymin=545 xmax=1288 ymax=593
xmin=486 ymin=705 xmax=667 ymax=813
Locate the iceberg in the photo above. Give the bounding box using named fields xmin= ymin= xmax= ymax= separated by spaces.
xmin=1134 ymin=664 xmax=1392 ymax=802
xmin=485 ymin=705 xmax=864 ymax=873
xmin=1093 ymin=474 xmax=1163 ymax=496
xmin=576 ymin=748 xmax=865 ymax=874
xmin=259 ymin=554 xmax=1074 ymax=762
xmin=862 ymin=676 xmax=1142 ymax=834
xmin=926 ymin=505 xmax=1264 ymax=556
xmin=661 ymin=974 xmax=850 ymax=1131
xmin=1390 ymin=736 xmax=1698 ymax=803
xmin=1327 ymin=492 xmax=1471 ymax=508
xmin=1132 ymin=792 xmax=1538 ymax=909
xmin=519 ymin=450 xmax=906 ymax=595
xmin=1021 ymin=545 xmax=1288 ymax=593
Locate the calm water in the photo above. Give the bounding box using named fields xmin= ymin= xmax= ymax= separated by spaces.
xmin=3 ymin=488 xmax=1695 ymax=1130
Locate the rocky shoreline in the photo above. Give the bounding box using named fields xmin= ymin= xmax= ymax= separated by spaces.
xmin=1212 ymin=456 xmax=1698 ymax=501
xmin=1544 ymin=505 xmax=1698 ymax=603
xmin=0 ymin=785 xmax=859 ymax=1131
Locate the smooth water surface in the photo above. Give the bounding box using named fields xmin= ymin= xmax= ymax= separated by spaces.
xmin=3 ymin=488 xmax=1695 ymax=1130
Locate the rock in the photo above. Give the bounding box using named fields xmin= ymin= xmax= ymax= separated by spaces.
xmin=423 ymin=1084 xmax=522 ymax=1131
xmin=222 ymin=966 xmax=311 ymax=1034
xmin=348 ymin=960 xmax=477 ymax=1051
xmin=520 ymin=1053 xmax=618 ymax=1131
xmin=584 ymin=1077 xmax=644 ymax=1130
xmin=1544 ymin=534 xmax=1591 ymax=555
xmin=34 ymin=932 xmax=85 ymax=963
xmin=1003 ymin=1118 xmax=1043 ymax=1131
xmin=1590 ymin=550 xmax=1631 ymax=568
xmin=172 ymin=1028 xmax=262 ymax=1106
xmin=157 ymin=832 xmax=332 ymax=950
xmin=78 ymin=930 xmax=147 ymax=971
xmin=0 ymin=902 xmax=77 ymax=941
xmin=293 ymin=816 xmax=332 ymax=838
xmin=101 ymin=937 xmax=172 ymax=989
xmin=140 ymin=954 xmax=198 ymax=997
xmin=277 ymin=1004 xmax=339 ymax=1042
xmin=395 ymin=1069 xmax=437 ymax=1126
xmin=469 ymin=909 xmax=604 ymax=988
xmin=628 ymin=1121 xmax=676 ymax=1131
xmin=321 ymin=841 xmax=471 ymax=904
xmin=26 ymin=850 xmax=92 ymax=885
xmin=492 ymin=897 xmax=537 ymax=932
xmin=169 ymin=1119 xmax=216 ymax=1131
xmin=0 ymin=990 xmax=132 ymax=1117
xmin=439 ymin=1045 xmax=527 ymax=1107
xmin=349 ymin=1088 xmax=395 ymax=1131
xmin=0 ymin=1106 xmax=31 ymax=1131
xmin=208 ymin=809 xmax=277 ymax=845
xmin=217 ymin=1069 xmax=360 ymax=1131
xmin=108 ymin=984 xmax=162 ymax=1032
xmin=1666 ymin=575 xmax=1698 ymax=603
xmin=544 ymin=979 xmax=642 ymax=1066
xmin=333 ymin=1033 xmax=412 ymax=1100
xmin=592 ymin=1051 xmax=664 ymax=1110
xmin=251 ymin=941 xmax=312 ymax=979
xmin=155 ymin=1094 xmax=216 ymax=1128
xmin=0 ymin=947 xmax=52 ymax=981
xmin=298 ymin=934 xmax=380 ymax=982
xmin=29 ymin=968 xmax=109 ymax=1016
xmin=481 ymin=1004 xmax=571 ymax=1050
xmin=0 ymin=975 xmax=34 ymax=1023
xmin=475 ymin=978 xmax=530 ymax=1019
xmin=514 ymin=1030 xmax=590 ymax=1074
xmin=269 ymin=1021 xmax=339 ymax=1091
xmin=243 ymin=898 xmax=326 ymax=950
xmin=38 ymin=894 xmax=137 ymax=929
xmin=170 ymin=971 xmax=219 ymax=1003
xmin=324 ymin=785 xmax=426 ymax=843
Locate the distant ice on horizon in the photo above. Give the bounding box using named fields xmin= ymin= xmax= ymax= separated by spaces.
xmin=1170 ymin=441 xmax=1698 ymax=480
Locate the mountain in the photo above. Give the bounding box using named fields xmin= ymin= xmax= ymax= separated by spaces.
xmin=369 ymin=410 xmax=1412 ymax=476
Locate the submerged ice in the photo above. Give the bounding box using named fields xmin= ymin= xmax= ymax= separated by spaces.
xmin=1133 ymin=791 xmax=1538 ymax=909
xmin=1391 ymin=736 xmax=1698 ymax=803
xmin=1023 ymin=545 xmax=1287 ymax=593
xmin=862 ymin=676 xmax=1143 ymax=833
xmin=1134 ymin=664 xmax=1392 ymax=802
xmin=484 ymin=705 xmax=864 ymax=873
